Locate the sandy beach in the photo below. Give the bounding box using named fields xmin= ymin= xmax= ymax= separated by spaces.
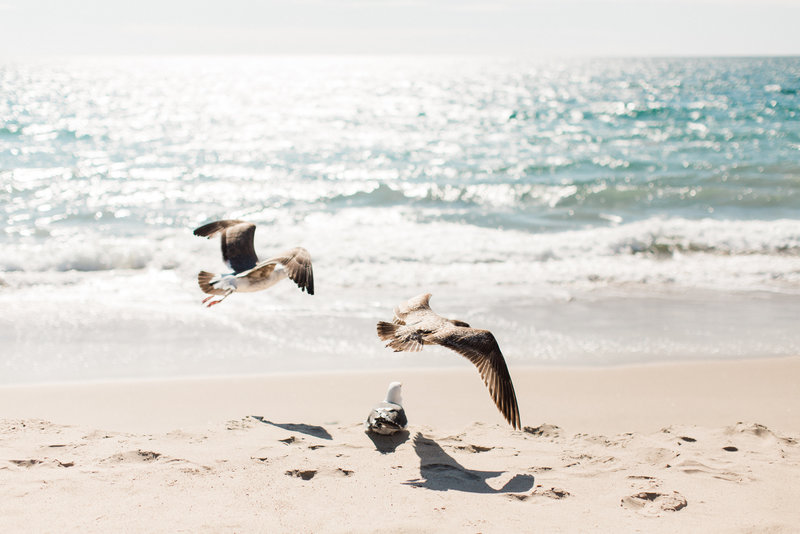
xmin=3 ymin=22 xmax=800 ymax=534
xmin=2 ymin=356 xmax=798 ymax=533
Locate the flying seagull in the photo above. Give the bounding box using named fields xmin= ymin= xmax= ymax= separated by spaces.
xmin=376 ymin=293 xmax=521 ymax=429
xmin=193 ymin=219 xmax=314 ymax=307
xmin=365 ymin=381 xmax=408 ymax=435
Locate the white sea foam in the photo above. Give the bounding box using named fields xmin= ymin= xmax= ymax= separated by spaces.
xmin=2 ymin=56 xmax=800 ymax=383
xmin=2 ymin=216 xmax=799 ymax=291
xmin=3 ymin=214 xmax=800 ymax=384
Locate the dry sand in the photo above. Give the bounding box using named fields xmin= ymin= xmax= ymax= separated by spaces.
xmin=2 ymin=357 xmax=799 ymax=533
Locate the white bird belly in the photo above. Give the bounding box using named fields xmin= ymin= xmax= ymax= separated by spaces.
xmin=214 ymin=274 xmax=239 ymax=291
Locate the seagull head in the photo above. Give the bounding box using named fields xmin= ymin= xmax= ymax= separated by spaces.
xmin=385 ymin=381 xmax=403 ymax=406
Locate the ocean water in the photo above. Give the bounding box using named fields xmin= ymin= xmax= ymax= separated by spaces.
xmin=2 ymin=56 xmax=800 ymax=384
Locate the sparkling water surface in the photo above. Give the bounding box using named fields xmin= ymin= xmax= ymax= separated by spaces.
xmin=2 ymin=56 xmax=800 ymax=383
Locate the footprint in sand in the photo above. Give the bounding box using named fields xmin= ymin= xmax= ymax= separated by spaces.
xmin=276 ymin=436 xmax=327 ymax=450
xmin=102 ymin=450 xmax=167 ymax=464
xmin=621 ymin=491 xmax=687 ymax=514
xmin=9 ymin=458 xmax=75 ymax=469
xmin=560 ymin=453 xmax=620 ymax=474
xmin=179 ymin=466 xmax=213 ymax=475
xmin=285 ymin=469 xmax=317 ymax=480
xmin=536 ymin=487 xmax=570 ymax=499
xmin=627 ymin=475 xmax=659 ymax=487
xmin=527 ymin=466 xmax=552 ymax=473
xmin=454 ymin=444 xmax=494 ymax=453
xmin=9 ymin=459 xmax=43 ymax=468
xmin=226 ymin=417 xmax=258 ymax=431
xmin=284 ymin=468 xmax=354 ymax=480
xmin=508 ymin=486 xmax=571 ymax=502
xmin=523 ymin=424 xmax=561 ymax=439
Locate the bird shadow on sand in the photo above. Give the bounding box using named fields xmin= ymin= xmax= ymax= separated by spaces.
xmin=366 ymin=430 xmax=410 ymax=453
xmin=404 ymin=433 xmax=534 ymax=494
xmin=251 ymin=416 xmax=332 ymax=440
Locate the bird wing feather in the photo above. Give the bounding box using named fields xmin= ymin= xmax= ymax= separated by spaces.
xmin=194 ymin=220 xmax=259 ymax=273
xmin=241 ymin=261 xmax=277 ymax=281
xmin=432 ymin=327 xmax=521 ymax=430
xmin=261 ymin=247 xmax=315 ymax=294
xmin=193 ymin=219 xmax=245 ymax=238
xmin=393 ymin=293 xmax=433 ymax=324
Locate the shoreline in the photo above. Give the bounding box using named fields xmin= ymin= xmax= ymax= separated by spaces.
xmin=4 ymin=350 xmax=799 ymax=386
xmin=3 ymin=355 xmax=798 ymax=434
xmin=4 ymin=286 xmax=800 ymax=385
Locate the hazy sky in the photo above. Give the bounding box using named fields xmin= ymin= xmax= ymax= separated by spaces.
xmin=1 ymin=0 xmax=798 ymax=57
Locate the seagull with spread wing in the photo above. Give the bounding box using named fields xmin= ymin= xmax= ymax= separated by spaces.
xmin=193 ymin=220 xmax=314 ymax=307
xmin=376 ymin=293 xmax=521 ymax=429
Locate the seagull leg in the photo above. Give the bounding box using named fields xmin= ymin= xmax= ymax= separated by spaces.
xmin=204 ymin=289 xmax=233 ymax=308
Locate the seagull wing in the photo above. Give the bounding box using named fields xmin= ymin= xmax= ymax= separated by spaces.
xmin=194 ymin=220 xmax=259 ymax=273
xmin=240 ymin=261 xmax=277 ymax=281
xmin=432 ymin=327 xmax=521 ymax=430
xmin=393 ymin=293 xmax=433 ymax=324
xmin=193 ymin=219 xmax=246 ymax=239
xmin=262 ymin=247 xmax=315 ymax=294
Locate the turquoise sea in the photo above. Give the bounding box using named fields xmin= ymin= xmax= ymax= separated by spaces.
xmin=2 ymin=56 xmax=799 ymax=383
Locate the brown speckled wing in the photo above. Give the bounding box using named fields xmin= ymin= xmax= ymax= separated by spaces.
xmin=242 ymin=262 xmax=277 ymax=281
xmin=433 ymin=327 xmax=521 ymax=430
xmin=392 ymin=293 xmax=432 ymax=324
xmin=264 ymin=247 xmax=314 ymax=294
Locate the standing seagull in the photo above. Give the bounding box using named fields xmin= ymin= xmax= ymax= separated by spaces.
xmin=376 ymin=293 xmax=521 ymax=430
xmin=365 ymin=381 xmax=408 ymax=435
xmin=193 ymin=219 xmax=314 ymax=307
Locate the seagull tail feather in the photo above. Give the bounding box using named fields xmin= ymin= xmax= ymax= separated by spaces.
xmin=198 ymin=271 xmax=227 ymax=295
xmin=377 ymin=321 xmax=424 ymax=352
xmin=376 ymin=321 xmax=399 ymax=342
